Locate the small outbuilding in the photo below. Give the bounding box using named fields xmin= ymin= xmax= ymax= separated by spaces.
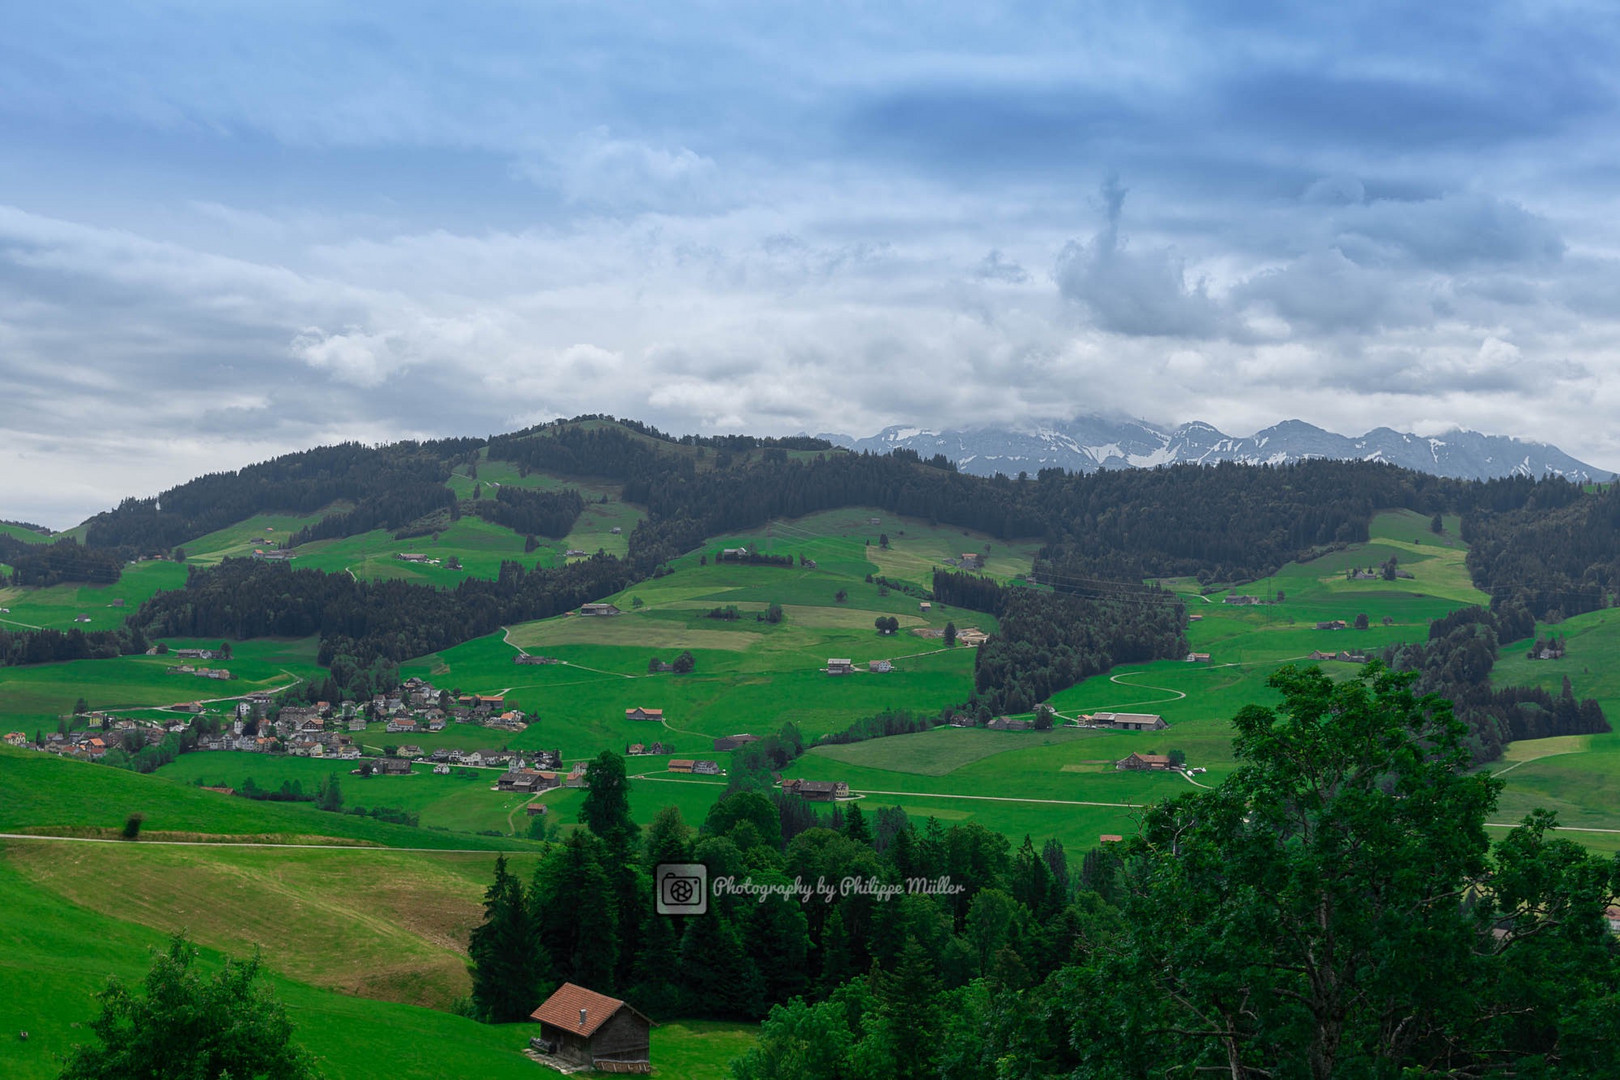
xmin=530 ymin=982 xmax=654 ymax=1073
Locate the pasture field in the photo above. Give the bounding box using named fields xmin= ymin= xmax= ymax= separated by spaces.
xmin=0 ymin=521 xmax=54 ymax=543
xmin=181 ymin=509 xmax=341 ymax=564
xmin=0 ymin=558 xmax=187 ymax=633
xmin=775 ymin=509 xmax=1514 ymax=851
xmin=0 ymin=848 xmax=754 ymax=1080
xmin=0 ymin=745 xmax=533 ymax=851
xmin=447 ymin=455 xmax=645 ymax=559
xmin=290 ymin=516 xmax=543 ymax=582
xmin=157 ymin=752 xmax=542 ymax=836
xmin=1484 ymin=607 xmax=1620 ymax=838
xmin=0 ymin=636 xmax=323 ymax=728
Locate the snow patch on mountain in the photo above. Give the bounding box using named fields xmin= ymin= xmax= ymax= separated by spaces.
xmin=824 ymin=417 xmax=1612 ymax=483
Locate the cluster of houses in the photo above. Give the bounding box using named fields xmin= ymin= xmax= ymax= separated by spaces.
xmin=1309 ymin=650 xmax=1369 ymax=663
xmin=498 ymin=755 xmax=585 ymax=793
xmin=168 ymin=664 xmax=233 ymax=680
xmin=667 ymin=759 xmax=721 ymax=775
xmin=626 ymin=742 xmax=673 ymax=756
xmin=14 ymin=674 xmax=540 ymax=768
xmin=826 ymin=658 xmax=897 ymax=675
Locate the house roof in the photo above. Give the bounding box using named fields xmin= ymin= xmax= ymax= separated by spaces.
xmin=530 ymin=982 xmax=654 ymax=1038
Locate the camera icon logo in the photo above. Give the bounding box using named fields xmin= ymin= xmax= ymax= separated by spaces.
xmin=655 ymin=863 xmax=708 ymax=915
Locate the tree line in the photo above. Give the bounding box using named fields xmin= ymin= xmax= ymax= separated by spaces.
xmin=81 ymin=438 xmax=481 ymax=551
xmin=127 ymin=553 xmax=631 ymax=700
xmin=1384 ymin=603 xmax=1609 ymax=763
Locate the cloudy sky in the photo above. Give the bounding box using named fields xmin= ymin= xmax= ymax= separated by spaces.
xmin=4 ymin=1 xmax=1620 ymax=526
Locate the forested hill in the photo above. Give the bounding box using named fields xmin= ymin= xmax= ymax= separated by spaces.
xmin=80 ymin=438 xmax=483 ymax=551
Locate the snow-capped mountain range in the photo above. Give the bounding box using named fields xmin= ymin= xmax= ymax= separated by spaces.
xmin=818 ymin=417 xmax=1613 ymax=483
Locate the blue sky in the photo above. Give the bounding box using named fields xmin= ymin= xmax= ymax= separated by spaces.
xmin=4 ymin=1 xmax=1620 ymax=525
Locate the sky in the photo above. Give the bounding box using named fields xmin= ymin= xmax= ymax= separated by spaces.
xmin=4 ymin=1 xmax=1620 ymax=527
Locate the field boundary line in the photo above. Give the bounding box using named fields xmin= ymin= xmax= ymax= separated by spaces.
xmin=0 ymin=833 xmax=519 ymax=854
xmin=850 ymin=789 xmax=1139 ymax=808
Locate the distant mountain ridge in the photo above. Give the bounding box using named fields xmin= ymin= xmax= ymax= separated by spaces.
xmin=818 ymin=417 xmax=1612 ymax=483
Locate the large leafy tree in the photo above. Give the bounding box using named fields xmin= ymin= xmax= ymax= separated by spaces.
xmin=1067 ymin=663 xmax=1620 ymax=1079
xmin=581 ymin=750 xmax=636 ymax=848
xmin=60 ymin=933 xmax=320 ymax=1080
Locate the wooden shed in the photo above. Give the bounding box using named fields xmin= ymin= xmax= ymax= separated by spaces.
xmin=530 ymin=982 xmax=655 ymax=1072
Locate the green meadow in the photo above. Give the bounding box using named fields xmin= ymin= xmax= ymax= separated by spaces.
xmin=0 ymin=844 xmax=753 ymax=1080
xmin=0 ymin=744 xmax=532 ymax=850
xmin=0 ymin=522 xmax=54 ymax=543
xmin=157 ymin=752 xmax=543 ymax=836
xmin=0 ymin=636 xmax=324 ymax=730
xmin=0 ymin=559 xmax=187 ymax=633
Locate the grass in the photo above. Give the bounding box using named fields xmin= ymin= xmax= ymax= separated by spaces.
xmin=0 ymin=744 xmax=537 ymax=851
xmin=157 ymin=752 xmax=541 ymax=836
xmin=0 ymin=847 xmax=753 ymax=1079
xmin=3 ymin=839 xmax=541 ymax=1009
xmin=0 ymin=636 xmax=324 ymax=729
xmin=0 ymin=559 xmax=187 ymax=633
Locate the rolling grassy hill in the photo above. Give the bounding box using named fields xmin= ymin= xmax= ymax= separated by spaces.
xmin=0 ymin=636 xmax=322 ymax=730
xmin=0 ymin=843 xmax=755 ymax=1080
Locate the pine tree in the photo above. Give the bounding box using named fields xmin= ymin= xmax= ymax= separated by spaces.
xmin=467 ymin=855 xmax=545 ymax=1022
xmin=876 ymin=936 xmax=944 ymax=1080
xmin=534 ymin=832 xmax=619 ymax=992
xmin=843 ymin=801 xmax=871 ymax=846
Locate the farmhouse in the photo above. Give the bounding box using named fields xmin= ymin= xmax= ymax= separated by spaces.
xmin=959 ymin=553 xmax=983 ymax=569
xmin=667 ymin=759 xmax=695 ymax=773
xmin=498 ymin=769 xmax=561 ymax=793
xmin=374 ymin=758 xmax=412 ymax=776
xmin=1185 ymin=652 xmax=1211 ymax=662
xmin=780 ymin=778 xmax=850 ymax=802
xmin=625 ymin=707 xmax=664 ymax=722
xmin=529 ymin=983 xmax=654 ymax=1073
xmin=713 ymin=734 xmax=759 ymax=751
xmin=693 ymin=760 xmax=721 ymax=775
xmin=1315 ymin=620 xmax=1348 ymax=631
xmin=986 ymin=716 xmax=1032 ymax=731
xmin=868 ymin=659 xmax=893 ymax=673
xmin=386 ymin=718 xmax=418 ymax=734
xmin=579 ymin=602 xmax=622 ymax=616
xmin=919 ymin=601 xmax=931 ymax=611
xmin=826 ymin=658 xmax=854 ymax=675
xmin=395 ymin=553 xmax=431 ymax=563
xmin=956 ymin=627 xmax=990 ymax=646
xmin=565 ymin=549 xmax=591 ymax=558
xmin=1224 ymin=594 xmax=1261 ymax=605
xmin=1094 ymin=711 xmax=1168 ymax=732
xmin=1117 ymin=752 xmax=1173 ymax=771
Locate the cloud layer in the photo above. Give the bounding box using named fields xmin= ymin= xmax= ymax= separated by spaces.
xmin=4 ymin=2 xmax=1620 ymax=525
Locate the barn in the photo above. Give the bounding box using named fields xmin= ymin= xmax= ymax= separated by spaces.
xmin=530 ymin=983 xmax=655 ymax=1073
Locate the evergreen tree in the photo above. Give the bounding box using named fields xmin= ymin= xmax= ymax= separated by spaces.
xmin=468 ymin=855 xmax=545 ymax=1022
xmin=876 ymin=936 xmax=944 ymax=1080
xmin=533 ymin=832 xmax=618 ymax=992
xmin=843 ymin=801 xmax=871 ymax=846
xmin=943 ymin=621 xmax=957 ymax=647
